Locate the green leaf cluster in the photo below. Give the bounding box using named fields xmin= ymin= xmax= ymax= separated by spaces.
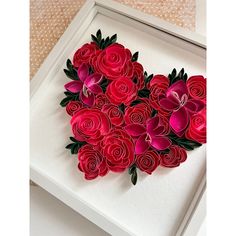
xmin=65 ymin=137 xmax=86 ymax=154
xmin=60 ymin=91 xmax=80 ymax=107
xmin=168 ymin=133 xmax=202 ymax=151
xmin=91 ymin=29 xmax=117 ymax=50
xmin=63 ymin=59 xmax=78 ymax=80
xmin=168 ymin=68 xmax=188 ymax=85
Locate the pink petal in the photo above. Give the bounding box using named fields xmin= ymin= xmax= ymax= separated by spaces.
xmin=159 ymin=98 xmax=179 ymax=111
xmin=88 ymin=84 xmax=103 ymax=94
xmin=85 ymin=74 xmax=103 ymax=87
xmin=124 ymin=124 xmax=146 ymax=137
xmin=166 ymin=80 xmax=188 ymax=100
xmin=135 ymin=134 xmax=150 ymax=154
xmin=64 ymin=81 xmax=83 ymax=93
xmin=147 ymin=116 xmax=159 ymax=131
xmin=151 ymin=136 xmax=171 ymax=150
xmin=170 ymin=107 xmax=189 ymax=133
xmin=80 ymin=90 xmax=94 ymax=107
xmin=78 ymin=63 xmax=89 ymax=82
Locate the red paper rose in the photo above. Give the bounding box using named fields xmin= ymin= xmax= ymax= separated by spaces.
xmin=92 ymin=43 xmax=134 ymax=80
xmin=187 ymin=76 xmax=206 ymax=103
xmin=136 ymin=150 xmax=160 ymax=174
xmin=78 ymin=144 xmax=108 ymax=180
xmin=101 ymin=128 xmax=134 ymax=172
xmin=94 ymin=94 xmax=110 ymax=109
xmin=73 ymin=43 xmax=99 ymax=68
xmin=66 ymin=101 xmax=83 ymax=116
xmin=160 ymin=145 xmax=187 ymax=168
xmin=149 ymin=75 xmax=170 ymax=117
xmin=71 ymin=108 xmax=111 ymax=144
xmin=102 ymin=104 xmax=124 ymax=126
xmin=185 ymin=108 xmax=206 ymax=143
xmin=106 ymin=77 xmax=137 ymax=105
xmin=124 ymin=100 xmax=152 ymax=125
xmin=132 ymin=62 xmax=145 ymax=89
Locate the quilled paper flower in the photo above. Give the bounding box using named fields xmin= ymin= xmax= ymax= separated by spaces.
xmin=60 ymin=30 xmax=207 ymax=185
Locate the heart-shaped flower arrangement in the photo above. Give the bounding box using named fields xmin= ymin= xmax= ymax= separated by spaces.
xmin=60 ymin=30 xmax=206 ymax=185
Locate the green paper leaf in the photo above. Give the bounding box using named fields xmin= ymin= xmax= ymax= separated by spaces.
xmin=168 ymin=133 xmax=202 ymax=151
xmin=151 ymin=109 xmax=157 ymax=117
xmin=70 ymin=137 xmax=78 ymax=143
xmin=91 ymin=34 xmax=99 ymax=45
xmin=64 ymin=69 xmax=78 ymax=80
xmin=96 ymin=29 xmax=102 ymax=42
xmin=128 ymin=164 xmax=136 ymax=175
xmin=131 ymin=51 xmax=139 ymax=62
xmin=60 ymin=96 xmax=72 ymax=107
xmin=131 ymin=169 xmax=137 ymax=185
xmin=66 ymin=59 xmax=73 ymax=71
xmin=130 ymin=100 xmax=142 ymax=106
xmin=110 ymin=34 xmax=117 ymax=44
xmin=138 ymin=88 xmax=150 ymax=98
xmin=65 ymin=143 xmax=74 ymax=149
xmin=118 ymin=103 xmax=125 ymax=113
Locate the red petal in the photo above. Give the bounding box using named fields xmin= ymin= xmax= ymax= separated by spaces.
xmin=78 ymin=63 xmax=89 ymax=82
xmin=124 ymin=124 xmax=146 ymax=137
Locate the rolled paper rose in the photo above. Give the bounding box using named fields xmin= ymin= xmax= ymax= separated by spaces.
xmin=71 ymin=108 xmax=111 ymax=145
xmin=92 ymin=43 xmax=134 ymax=80
xmin=160 ymin=145 xmax=187 ymax=168
xmin=136 ymin=150 xmax=160 ymax=174
xmin=124 ymin=100 xmax=152 ymax=125
xmin=73 ymin=42 xmax=99 ymax=68
xmin=185 ymin=108 xmax=206 ymax=143
xmin=132 ymin=62 xmax=145 ymax=89
xmin=106 ymin=77 xmax=137 ymax=105
xmin=187 ymin=75 xmax=206 ymax=103
xmin=159 ymin=80 xmax=205 ymax=136
xmin=125 ymin=115 xmax=171 ymax=154
xmin=66 ymin=101 xmax=83 ymax=116
xmin=101 ymin=104 xmax=124 ymax=126
xmin=148 ymin=75 xmax=171 ymax=117
xmin=94 ymin=94 xmax=110 ymax=109
xmin=101 ymin=128 xmax=135 ymax=172
xmin=78 ymin=144 xmax=108 ymax=180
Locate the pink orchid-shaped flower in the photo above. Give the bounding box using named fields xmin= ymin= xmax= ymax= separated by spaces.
xmin=125 ymin=115 xmax=171 ymax=154
xmin=64 ymin=63 xmax=103 ymax=106
xmin=159 ymin=80 xmax=204 ymax=136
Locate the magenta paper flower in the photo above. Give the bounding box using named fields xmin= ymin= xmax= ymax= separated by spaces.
xmin=64 ymin=63 xmax=103 ymax=106
xmin=125 ymin=115 xmax=171 ymax=154
xmin=159 ymin=80 xmax=204 ymax=136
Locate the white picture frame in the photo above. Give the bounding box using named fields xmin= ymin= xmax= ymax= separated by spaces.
xmin=30 ymin=1 xmax=206 ymax=235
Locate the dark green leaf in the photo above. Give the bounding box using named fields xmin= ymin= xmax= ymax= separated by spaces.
xmin=168 ymin=133 xmax=202 ymax=151
xmin=102 ymin=36 xmax=110 ymax=49
xmin=130 ymin=100 xmax=142 ymax=106
xmin=144 ymin=71 xmax=148 ymax=77
xmin=131 ymin=51 xmax=139 ymax=62
xmin=70 ymin=137 xmax=78 ymax=143
xmin=151 ymin=109 xmax=157 ymax=117
xmin=66 ymin=59 xmax=73 ymax=71
xmin=171 ymin=68 xmax=177 ymax=78
xmin=118 ymin=103 xmax=125 ymax=113
xmin=96 ymin=29 xmax=102 ymax=42
xmin=183 ymin=73 xmax=188 ymax=82
xmin=60 ymin=96 xmax=72 ymax=107
xmin=65 ymin=143 xmax=74 ymax=149
xmin=131 ymin=169 xmax=137 ymax=185
xmin=138 ymin=88 xmax=150 ymax=98
xmin=91 ymin=34 xmax=99 ymax=45
xmin=110 ymin=34 xmax=117 ymax=44
xmin=128 ymin=165 xmax=136 ymax=175
xmin=71 ymin=144 xmax=79 ymax=154
xmin=64 ymin=69 xmax=78 ymax=80
xmin=145 ymin=74 xmax=153 ymax=84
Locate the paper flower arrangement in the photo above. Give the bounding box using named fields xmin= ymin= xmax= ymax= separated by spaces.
xmin=60 ymin=30 xmax=206 ymax=185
